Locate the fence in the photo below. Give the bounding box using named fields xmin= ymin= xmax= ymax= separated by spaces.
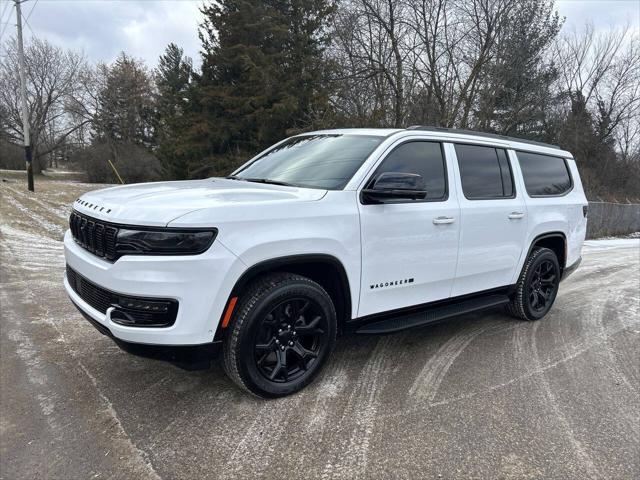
xmin=587 ymin=201 xmax=640 ymax=239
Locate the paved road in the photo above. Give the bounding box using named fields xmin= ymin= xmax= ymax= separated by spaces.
xmin=1 ymin=180 xmax=639 ymax=479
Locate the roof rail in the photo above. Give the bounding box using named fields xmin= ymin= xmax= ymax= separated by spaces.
xmin=405 ymin=125 xmax=561 ymax=150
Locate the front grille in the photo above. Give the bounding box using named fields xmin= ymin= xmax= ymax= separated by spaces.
xmin=66 ymin=266 xmax=178 ymax=327
xmin=69 ymin=211 xmax=117 ymax=261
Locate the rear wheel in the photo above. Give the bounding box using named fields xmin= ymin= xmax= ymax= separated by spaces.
xmin=506 ymin=247 xmax=560 ymax=321
xmin=222 ymin=273 xmax=336 ymax=398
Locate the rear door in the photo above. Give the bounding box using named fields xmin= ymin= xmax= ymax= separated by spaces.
xmin=357 ymin=139 xmax=460 ymax=317
xmin=449 ymin=143 xmax=528 ymax=297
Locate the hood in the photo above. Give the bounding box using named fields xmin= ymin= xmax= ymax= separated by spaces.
xmin=73 ymin=178 xmax=327 ymax=226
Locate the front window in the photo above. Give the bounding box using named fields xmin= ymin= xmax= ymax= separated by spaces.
xmin=231 ymin=134 xmax=384 ymax=189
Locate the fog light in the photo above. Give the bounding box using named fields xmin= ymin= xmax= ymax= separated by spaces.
xmin=117 ymin=297 xmax=170 ymax=312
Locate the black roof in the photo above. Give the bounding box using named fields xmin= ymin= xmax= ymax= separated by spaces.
xmin=405 ymin=125 xmax=561 ymax=150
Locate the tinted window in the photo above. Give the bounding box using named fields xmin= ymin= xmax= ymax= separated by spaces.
xmin=455 ymin=144 xmax=514 ymax=199
xmin=234 ymin=134 xmax=383 ymax=190
xmin=517 ymin=152 xmax=572 ymax=196
xmin=373 ymin=141 xmax=446 ymax=200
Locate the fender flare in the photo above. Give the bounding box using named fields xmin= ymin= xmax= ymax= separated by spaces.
xmin=215 ymin=254 xmax=353 ymax=339
xmin=524 ymin=231 xmax=567 ymax=268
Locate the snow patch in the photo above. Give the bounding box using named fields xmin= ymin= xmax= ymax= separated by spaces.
xmin=583 ymin=238 xmax=640 ymax=251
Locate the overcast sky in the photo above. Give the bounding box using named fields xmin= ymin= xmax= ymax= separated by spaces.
xmin=0 ymin=0 xmax=638 ymax=70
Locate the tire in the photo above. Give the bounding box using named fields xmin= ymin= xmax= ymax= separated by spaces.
xmin=222 ymin=272 xmax=337 ymax=398
xmin=506 ymin=247 xmax=560 ymax=321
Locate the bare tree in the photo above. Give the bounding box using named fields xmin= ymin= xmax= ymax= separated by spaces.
xmin=0 ymin=38 xmax=92 ymax=172
xmin=331 ymin=0 xmax=515 ymax=128
xmin=330 ymin=0 xmax=413 ymax=127
xmin=554 ymin=24 xmax=640 ymax=144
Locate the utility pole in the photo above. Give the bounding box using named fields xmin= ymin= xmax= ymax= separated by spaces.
xmin=15 ymin=0 xmax=34 ymax=192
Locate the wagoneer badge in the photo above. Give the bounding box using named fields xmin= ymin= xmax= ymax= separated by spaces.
xmin=370 ymin=278 xmax=414 ymax=289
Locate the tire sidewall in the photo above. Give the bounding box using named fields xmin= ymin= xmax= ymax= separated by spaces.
xmin=233 ymin=280 xmax=336 ymax=398
xmin=522 ymin=249 xmax=560 ymax=320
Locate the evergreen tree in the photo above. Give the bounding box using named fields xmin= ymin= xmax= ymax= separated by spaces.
xmin=154 ymin=43 xmax=193 ymax=179
xmin=94 ymin=53 xmax=155 ymax=147
xmin=90 ymin=53 xmax=160 ymax=182
xmin=181 ymin=0 xmax=335 ymax=177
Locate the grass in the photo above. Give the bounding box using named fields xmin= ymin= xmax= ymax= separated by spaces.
xmin=0 ymin=171 xmax=111 ymax=241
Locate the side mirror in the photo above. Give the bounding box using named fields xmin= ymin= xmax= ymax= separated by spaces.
xmin=362 ymin=172 xmax=427 ymax=204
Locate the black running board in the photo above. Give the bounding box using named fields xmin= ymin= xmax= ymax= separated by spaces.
xmin=355 ymin=294 xmax=510 ymax=334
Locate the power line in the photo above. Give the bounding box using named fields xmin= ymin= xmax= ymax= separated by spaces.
xmin=16 ymin=0 xmax=38 ymax=44
xmin=22 ymin=11 xmax=36 ymax=40
xmin=0 ymin=0 xmax=34 ymax=45
xmin=0 ymin=1 xmax=13 ymax=44
xmin=25 ymin=0 xmax=36 ymax=22
xmin=0 ymin=1 xmax=11 ymax=23
xmin=0 ymin=1 xmax=10 ymax=18
xmin=0 ymin=1 xmax=12 ymax=28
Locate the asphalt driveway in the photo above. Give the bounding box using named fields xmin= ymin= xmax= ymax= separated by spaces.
xmin=1 ymin=179 xmax=639 ymax=479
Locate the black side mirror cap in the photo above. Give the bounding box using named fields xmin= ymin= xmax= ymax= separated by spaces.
xmin=361 ymin=172 xmax=427 ymax=204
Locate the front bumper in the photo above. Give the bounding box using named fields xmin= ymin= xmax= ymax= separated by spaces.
xmin=63 ymin=230 xmax=246 ymax=345
xmin=70 ymin=298 xmax=221 ymax=369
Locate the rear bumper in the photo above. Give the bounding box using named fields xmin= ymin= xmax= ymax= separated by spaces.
xmin=561 ymin=256 xmax=581 ymax=281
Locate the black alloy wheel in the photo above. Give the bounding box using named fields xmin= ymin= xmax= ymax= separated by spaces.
xmin=254 ymin=298 xmax=328 ymax=383
xmin=506 ymin=247 xmax=561 ymax=321
xmin=222 ymin=273 xmax=336 ymax=398
xmin=528 ymin=259 xmax=557 ymax=314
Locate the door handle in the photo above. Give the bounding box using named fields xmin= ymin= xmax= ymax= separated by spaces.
xmin=508 ymin=212 xmax=525 ymax=219
xmin=433 ymin=216 xmax=455 ymax=225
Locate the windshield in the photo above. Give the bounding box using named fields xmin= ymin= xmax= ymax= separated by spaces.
xmin=231 ymin=134 xmax=384 ymax=189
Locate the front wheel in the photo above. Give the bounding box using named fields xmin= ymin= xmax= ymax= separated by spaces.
xmin=506 ymin=247 xmax=560 ymax=321
xmin=222 ymin=273 xmax=336 ymax=398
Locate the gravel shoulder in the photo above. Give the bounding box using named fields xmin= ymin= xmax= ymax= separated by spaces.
xmin=1 ymin=179 xmax=639 ymax=479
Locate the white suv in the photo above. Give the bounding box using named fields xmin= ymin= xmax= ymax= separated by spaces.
xmin=64 ymin=127 xmax=587 ymax=397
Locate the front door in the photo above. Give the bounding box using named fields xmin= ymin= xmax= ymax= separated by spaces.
xmin=357 ymin=139 xmax=460 ymax=317
xmin=449 ymin=144 xmax=528 ymax=297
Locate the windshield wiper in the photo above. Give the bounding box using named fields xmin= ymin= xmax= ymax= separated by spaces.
xmin=227 ymin=176 xmax=295 ymax=187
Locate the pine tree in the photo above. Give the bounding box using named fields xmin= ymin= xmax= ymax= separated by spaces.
xmin=94 ymin=53 xmax=155 ymax=147
xmin=181 ymin=0 xmax=335 ymax=177
xmin=154 ymin=43 xmax=193 ymax=179
xmin=90 ymin=53 xmax=160 ymax=182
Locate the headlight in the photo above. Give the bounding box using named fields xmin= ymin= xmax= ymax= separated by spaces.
xmin=115 ymin=228 xmax=217 ymax=256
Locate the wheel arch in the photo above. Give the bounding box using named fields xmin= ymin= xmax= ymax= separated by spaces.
xmin=215 ymin=254 xmax=353 ymax=339
xmin=526 ymin=232 xmax=567 ymax=271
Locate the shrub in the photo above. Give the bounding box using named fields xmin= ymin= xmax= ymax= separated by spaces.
xmin=72 ymin=142 xmax=162 ymax=184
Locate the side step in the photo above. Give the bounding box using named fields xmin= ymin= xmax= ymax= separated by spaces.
xmin=355 ymin=294 xmax=510 ymax=334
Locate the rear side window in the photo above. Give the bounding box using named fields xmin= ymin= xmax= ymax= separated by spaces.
xmin=455 ymin=144 xmax=514 ymax=199
xmin=517 ymin=152 xmax=572 ymax=196
xmin=372 ymin=141 xmax=447 ymax=200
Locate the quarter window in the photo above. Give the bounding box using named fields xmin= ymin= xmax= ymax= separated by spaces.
xmin=371 ymin=141 xmax=447 ymax=201
xmin=517 ymin=152 xmax=572 ymax=196
xmin=455 ymin=144 xmax=514 ymax=199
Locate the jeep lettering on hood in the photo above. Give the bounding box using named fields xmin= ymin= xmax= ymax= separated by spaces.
xmin=72 ymin=178 xmax=327 ymax=227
